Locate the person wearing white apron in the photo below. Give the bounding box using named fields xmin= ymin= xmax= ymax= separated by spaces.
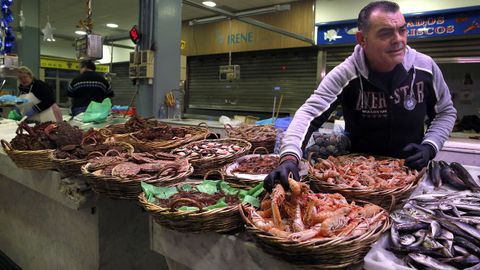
xmin=16 ymin=66 xmax=62 ymax=122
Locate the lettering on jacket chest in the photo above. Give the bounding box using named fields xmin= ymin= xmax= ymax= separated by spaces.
xmin=392 ymin=81 xmax=425 ymax=105
xmin=354 ymin=80 xmax=425 ymax=118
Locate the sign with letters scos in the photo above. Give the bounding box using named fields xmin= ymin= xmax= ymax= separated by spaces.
xmin=316 ymin=6 xmax=480 ymax=45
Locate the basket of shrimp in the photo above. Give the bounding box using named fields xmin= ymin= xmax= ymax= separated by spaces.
xmin=138 ymin=170 xmax=265 ymax=233
xmin=224 ymin=124 xmax=277 ymax=154
xmin=1 ymin=121 xmax=84 ymax=170
xmin=81 ymin=152 xmax=193 ymax=200
xmin=308 ymin=154 xmax=426 ymax=210
xmin=171 ymin=138 xmax=252 ymax=177
xmin=239 ymin=178 xmax=391 ymax=268
xmin=118 ymin=122 xmax=211 ymax=153
xmin=51 ymin=129 xmax=135 ymax=176
xmin=223 ymin=147 xmax=310 ymax=188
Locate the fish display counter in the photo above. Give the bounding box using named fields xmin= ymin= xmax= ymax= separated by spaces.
xmin=1 ymin=114 xmax=479 ymax=269
xmin=364 ymin=164 xmax=480 ymax=270
xmin=437 ymin=137 xmax=480 ymax=166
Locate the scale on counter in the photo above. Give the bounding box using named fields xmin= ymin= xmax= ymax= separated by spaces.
xmin=75 ymin=34 xmax=103 ymax=60
xmin=219 ymin=65 xmax=240 ymax=81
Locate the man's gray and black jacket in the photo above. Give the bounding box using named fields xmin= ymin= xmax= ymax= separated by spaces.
xmin=280 ymin=45 xmax=457 ymax=162
xmin=67 ymin=71 xmax=113 ymax=112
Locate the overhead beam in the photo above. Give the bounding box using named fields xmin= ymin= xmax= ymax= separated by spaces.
xmin=38 ymin=32 xmax=135 ymax=50
xmin=189 ymin=4 xmax=290 ymax=25
xmin=182 ymin=0 xmax=315 ymax=45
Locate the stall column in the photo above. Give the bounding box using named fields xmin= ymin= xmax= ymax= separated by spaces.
xmin=17 ymin=0 xmax=40 ymax=76
xmin=136 ymin=0 xmax=182 ymax=118
xmin=136 ymin=0 xmax=154 ymax=117
xmin=152 ymin=0 xmax=182 ymax=118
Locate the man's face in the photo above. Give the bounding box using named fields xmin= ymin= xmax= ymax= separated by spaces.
xmin=80 ymin=67 xmax=87 ymax=74
xmin=356 ymin=10 xmax=407 ymax=72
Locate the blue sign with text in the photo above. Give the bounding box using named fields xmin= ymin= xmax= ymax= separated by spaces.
xmin=316 ymin=6 xmax=480 ymax=45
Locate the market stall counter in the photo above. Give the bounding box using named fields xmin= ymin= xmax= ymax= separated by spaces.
xmin=0 ymin=122 xmax=168 ymax=270
xmin=151 ymin=222 xmax=364 ymax=270
xmin=435 ymin=137 xmax=480 ymax=166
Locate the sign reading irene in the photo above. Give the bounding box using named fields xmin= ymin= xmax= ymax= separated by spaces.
xmin=227 ymin=32 xmax=254 ymax=45
xmin=317 ymin=7 xmax=480 ymax=45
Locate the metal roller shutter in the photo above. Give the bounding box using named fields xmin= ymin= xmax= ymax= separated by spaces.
xmin=187 ymin=47 xmax=318 ymax=114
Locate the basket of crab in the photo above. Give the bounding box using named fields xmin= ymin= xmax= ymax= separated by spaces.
xmin=138 ymin=170 xmax=265 ymax=233
xmin=308 ymin=154 xmax=426 ymax=210
xmin=115 ymin=122 xmax=211 ymax=153
xmin=239 ymin=178 xmax=391 ymax=268
xmin=81 ymin=152 xmax=193 ymax=200
xmin=99 ymin=115 xmax=167 ymax=139
xmin=223 ymin=147 xmax=310 ymax=188
xmin=171 ymin=138 xmax=251 ymax=177
xmin=1 ymin=121 xmax=83 ymax=170
xmin=51 ymin=129 xmax=134 ymax=176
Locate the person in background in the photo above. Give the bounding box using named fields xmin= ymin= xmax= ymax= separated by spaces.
xmin=16 ymin=66 xmax=62 ymax=122
xmin=67 ymin=60 xmax=113 ymax=116
xmin=264 ymin=1 xmax=457 ymax=192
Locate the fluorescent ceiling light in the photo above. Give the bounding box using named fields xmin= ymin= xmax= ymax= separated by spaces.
xmin=75 ymin=30 xmax=87 ymax=35
xmin=202 ymin=1 xmax=216 ymax=7
xmin=106 ymin=23 xmax=118 ymax=28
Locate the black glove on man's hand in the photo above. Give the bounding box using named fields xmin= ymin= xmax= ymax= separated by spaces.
xmin=403 ymin=143 xmax=436 ymax=170
xmin=264 ymin=159 xmax=300 ymax=193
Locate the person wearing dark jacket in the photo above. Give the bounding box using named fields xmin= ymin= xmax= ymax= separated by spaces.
xmin=67 ymin=60 xmax=113 ymax=116
xmin=264 ymin=1 xmax=457 ymax=192
xmin=16 ymin=66 xmax=62 ymax=122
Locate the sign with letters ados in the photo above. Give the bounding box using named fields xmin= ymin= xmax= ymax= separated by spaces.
xmin=316 ymin=6 xmax=480 ymax=45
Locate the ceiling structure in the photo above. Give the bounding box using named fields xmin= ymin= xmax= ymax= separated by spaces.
xmin=11 ymin=0 xmax=299 ymax=41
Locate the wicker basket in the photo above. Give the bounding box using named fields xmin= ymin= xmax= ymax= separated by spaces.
xmin=173 ymin=138 xmax=252 ymax=177
xmin=223 ymin=148 xmax=309 ymax=188
xmin=51 ymin=142 xmax=135 ymax=176
xmin=239 ymin=203 xmax=391 ymax=269
xmin=308 ymin=154 xmax=427 ymax=211
xmin=81 ymin=158 xmax=193 ymax=200
xmin=97 ymin=126 xmax=135 ymax=141
xmin=119 ymin=123 xmax=210 ymax=153
xmin=224 ymin=124 xmax=277 ymax=154
xmin=1 ymin=139 xmax=55 ymax=170
xmin=138 ymin=174 xmax=244 ymax=233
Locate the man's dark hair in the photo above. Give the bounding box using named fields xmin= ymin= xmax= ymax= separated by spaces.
xmin=358 ymin=1 xmax=400 ymax=31
xmin=80 ymin=60 xmax=96 ymax=71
